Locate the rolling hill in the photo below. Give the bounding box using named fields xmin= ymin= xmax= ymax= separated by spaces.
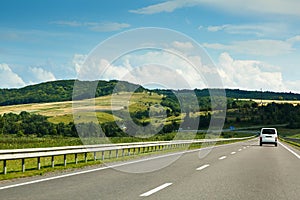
xmin=1 ymin=80 xmax=300 ymax=107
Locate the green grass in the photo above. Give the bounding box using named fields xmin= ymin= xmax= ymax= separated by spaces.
xmin=48 ymin=112 xmax=120 ymax=124
xmin=280 ymin=138 xmax=300 ymax=150
xmin=0 ymin=135 xmax=83 ymax=149
xmin=277 ymin=128 xmax=300 ymax=138
xmin=48 ymin=114 xmax=74 ymax=124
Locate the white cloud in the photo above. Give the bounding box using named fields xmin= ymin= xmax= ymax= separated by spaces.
xmin=207 ymin=25 xmax=227 ymax=32
xmin=74 ymin=49 xmax=214 ymax=89
xmin=73 ymin=50 xmax=300 ymax=93
xmin=287 ymin=35 xmax=300 ymax=43
xmin=76 ymin=58 xmax=108 ymax=80
xmin=130 ymin=0 xmax=300 ymax=17
xmin=51 ymin=21 xmax=130 ymax=32
xmin=206 ymin=23 xmax=287 ymax=37
xmin=129 ymin=0 xmax=195 ymax=14
xmin=217 ymin=52 xmax=287 ymax=92
xmin=172 ymin=41 xmax=194 ymax=50
xmin=29 ymin=67 xmax=56 ymax=84
xmin=73 ymin=54 xmax=87 ymax=74
xmin=75 ymin=54 xmax=132 ymax=81
xmin=285 ymin=80 xmax=300 ymax=93
xmin=203 ymin=38 xmax=295 ymax=56
xmin=88 ymin=22 xmax=130 ymax=32
xmin=50 ymin=21 xmax=81 ymax=27
xmin=0 ymin=63 xmax=25 ymax=88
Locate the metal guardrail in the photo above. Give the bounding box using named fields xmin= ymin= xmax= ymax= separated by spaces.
xmin=281 ymin=137 xmax=300 ymax=144
xmin=0 ymin=136 xmax=255 ymax=175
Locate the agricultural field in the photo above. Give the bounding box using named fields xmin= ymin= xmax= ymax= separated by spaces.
xmin=0 ymin=92 xmax=163 ymax=124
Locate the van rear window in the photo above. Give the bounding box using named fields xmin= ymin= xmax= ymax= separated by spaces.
xmin=262 ymin=129 xmax=276 ymax=134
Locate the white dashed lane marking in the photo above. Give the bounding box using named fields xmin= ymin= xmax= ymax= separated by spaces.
xmin=140 ymin=183 xmax=173 ymax=197
xmin=196 ymin=164 xmax=210 ymax=171
xmin=219 ymin=156 xmax=227 ymax=160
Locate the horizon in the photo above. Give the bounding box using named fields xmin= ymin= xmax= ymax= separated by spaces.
xmin=1 ymin=1 xmax=300 ymax=93
xmin=1 ymin=79 xmax=299 ymax=95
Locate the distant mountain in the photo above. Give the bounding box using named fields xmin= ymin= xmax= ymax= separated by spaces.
xmin=0 ymin=80 xmax=299 ymax=106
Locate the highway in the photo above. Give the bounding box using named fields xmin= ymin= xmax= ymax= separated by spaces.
xmin=0 ymin=139 xmax=299 ymax=200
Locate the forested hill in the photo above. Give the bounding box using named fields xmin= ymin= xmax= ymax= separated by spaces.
xmin=156 ymin=88 xmax=300 ymax=101
xmin=0 ymin=80 xmax=300 ymax=106
xmin=226 ymin=89 xmax=300 ymax=100
xmin=0 ymin=80 xmax=146 ymax=106
xmin=199 ymin=89 xmax=300 ymax=100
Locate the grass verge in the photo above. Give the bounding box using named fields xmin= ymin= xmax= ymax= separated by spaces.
xmin=279 ymin=138 xmax=300 ymax=150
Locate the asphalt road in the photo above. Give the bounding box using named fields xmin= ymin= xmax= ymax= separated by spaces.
xmin=0 ymin=139 xmax=299 ymax=200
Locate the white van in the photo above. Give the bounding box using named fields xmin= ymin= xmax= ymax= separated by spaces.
xmin=259 ymin=128 xmax=278 ymax=147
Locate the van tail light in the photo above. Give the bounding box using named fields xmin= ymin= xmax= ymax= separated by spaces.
xmin=275 ymin=137 xmax=277 ymax=141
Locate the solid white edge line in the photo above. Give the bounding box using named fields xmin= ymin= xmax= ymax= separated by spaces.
xmin=0 ymin=139 xmax=251 ymax=190
xmin=140 ymin=183 xmax=173 ymax=197
xmin=278 ymin=141 xmax=300 ymax=159
xmin=219 ymin=156 xmax=227 ymax=160
xmin=196 ymin=164 xmax=210 ymax=171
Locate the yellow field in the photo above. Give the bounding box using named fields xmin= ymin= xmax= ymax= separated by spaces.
xmin=0 ymin=92 xmax=163 ymax=124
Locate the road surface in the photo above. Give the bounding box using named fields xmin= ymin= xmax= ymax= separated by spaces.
xmin=0 ymin=139 xmax=299 ymax=200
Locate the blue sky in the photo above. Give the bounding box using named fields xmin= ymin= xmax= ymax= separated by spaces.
xmin=1 ymin=0 xmax=300 ymax=93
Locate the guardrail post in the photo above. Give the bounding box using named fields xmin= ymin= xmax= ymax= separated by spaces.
xmin=51 ymin=156 xmax=55 ymax=168
xmin=64 ymin=155 xmax=67 ymax=167
xmin=122 ymin=149 xmax=125 ymax=157
xmin=128 ymin=148 xmax=130 ymax=156
xmin=133 ymin=148 xmax=136 ymax=155
xmin=94 ymin=152 xmax=97 ymax=161
xmin=84 ymin=153 xmax=88 ymax=163
xmin=102 ymin=151 xmax=105 ymax=160
xmin=116 ymin=149 xmax=119 ymax=158
xmin=138 ymin=147 xmax=140 ymax=154
xmin=109 ymin=150 xmax=112 ymax=159
xmin=75 ymin=153 xmax=78 ymax=164
xmin=22 ymin=158 xmax=25 ymax=172
xmin=37 ymin=157 xmax=41 ymax=170
xmin=3 ymin=160 xmax=7 ymax=175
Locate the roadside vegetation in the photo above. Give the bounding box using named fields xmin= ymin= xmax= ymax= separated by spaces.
xmin=0 ymin=80 xmax=300 ymax=179
xmin=0 ymin=80 xmax=300 ymax=145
